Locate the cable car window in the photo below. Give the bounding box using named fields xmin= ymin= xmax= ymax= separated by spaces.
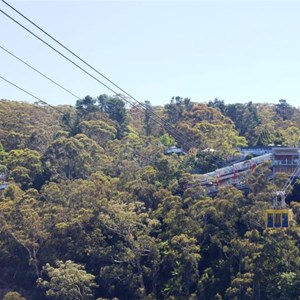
xmin=282 ymin=213 xmax=289 ymax=228
xmin=267 ymin=213 xmax=274 ymax=228
xmin=275 ymin=213 xmax=281 ymax=228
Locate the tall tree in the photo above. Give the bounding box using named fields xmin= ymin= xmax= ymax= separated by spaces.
xmin=76 ymin=95 xmax=98 ymax=114
xmin=276 ymin=99 xmax=294 ymax=121
xmin=144 ymin=100 xmax=155 ymax=136
xmin=98 ymin=94 xmax=128 ymax=138
xmin=38 ymin=260 xmax=97 ymax=300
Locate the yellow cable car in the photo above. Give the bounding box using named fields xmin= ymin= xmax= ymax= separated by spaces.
xmin=265 ymin=209 xmax=293 ymax=228
xmin=265 ymin=191 xmax=293 ymax=229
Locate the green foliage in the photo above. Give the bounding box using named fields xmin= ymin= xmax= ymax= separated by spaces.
xmin=207 ymin=98 xmax=226 ymax=114
xmin=1 ymin=98 xmax=300 ymax=300
xmin=98 ymin=94 xmax=128 ymax=138
xmin=277 ymin=272 xmax=300 ymax=299
xmin=42 ymin=134 xmax=111 ymax=180
xmin=38 ymin=260 xmax=97 ymax=300
xmin=160 ymin=133 xmax=176 ymax=147
xmin=276 ymin=99 xmax=294 ymax=121
xmin=221 ymin=100 xmax=300 ymax=147
xmin=225 ymin=272 xmax=254 ymax=299
xmin=0 ymin=141 xmax=4 ymax=152
xmin=76 ymin=95 xmax=98 ymax=114
xmin=0 ymin=100 xmax=62 ymax=152
xmin=80 ymin=120 xmax=117 ymax=146
xmin=5 ymin=148 xmax=42 ymax=188
xmin=144 ymin=100 xmax=155 ymax=136
xmin=220 ymin=102 xmax=260 ymax=146
xmin=3 ymin=292 xmax=26 ymax=300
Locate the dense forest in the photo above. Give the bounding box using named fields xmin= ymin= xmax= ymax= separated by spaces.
xmin=0 ymin=96 xmax=300 ymax=300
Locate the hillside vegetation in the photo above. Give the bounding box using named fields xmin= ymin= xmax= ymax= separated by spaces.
xmin=0 ymin=96 xmax=300 ymax=300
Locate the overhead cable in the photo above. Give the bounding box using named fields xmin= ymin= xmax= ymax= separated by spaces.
xmin=0 ymin=8 xmax=192 ymax=146
xmin=1 ymin=1 xmax=229 ymax=158
xmin=0 ymin=75 xmax=168 ymax=166
xmin=0 ymin=45 xmax=81 ymax=99
xmin=0 ymin=0 xmax=194 ymax=147
xmin=0 ymin=75 xmax=66 ymax=115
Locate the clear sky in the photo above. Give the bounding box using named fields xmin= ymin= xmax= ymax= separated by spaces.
xmin=1 ymin=0 xmax=300 ymax=108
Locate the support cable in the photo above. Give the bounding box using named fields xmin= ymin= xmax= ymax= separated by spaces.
xmin=0 ymin=0 xmax=191 ymax=145
xmin=0 ymin=75 xmax=166 ymax=165
xmin=1 ymin=1 xmax=235 ymax=164
xmin=0 ymin=45 xmax=81 ymax=99
xmin=0 ymin=75 xmax=66 ymax=115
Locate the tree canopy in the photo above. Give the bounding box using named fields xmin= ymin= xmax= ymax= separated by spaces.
xmin=0 ymin=97 xmax=300 ymax=299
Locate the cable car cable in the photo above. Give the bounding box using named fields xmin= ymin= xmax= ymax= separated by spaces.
xmin=0 ymin=75 xmax=169 ymax=166
xmin=0 ymin=1 xmax=193 ymax=148
xmin=0 ymin=45 xmax=81 ymax=100
xmin=282 ymin=163 xmax=300 ymax=194
xmin=0 ymin=75 xmax=66 ymax=115
xmin=0 ymin=1 xmax=243 ymax=162
xmin=1 ymin=0 xmax=219 ymax=152
xmin=0 ymin=8 xmax=194 ymax=147
xmin=0 ymin=3 xmax=225 ymax=153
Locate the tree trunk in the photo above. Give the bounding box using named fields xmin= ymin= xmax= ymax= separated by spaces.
xmin=136 ymin=255 xmax=146 ymax=298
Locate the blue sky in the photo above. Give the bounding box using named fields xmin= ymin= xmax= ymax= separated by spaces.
xmin=1 ymin=0 xmax=300 ymax=108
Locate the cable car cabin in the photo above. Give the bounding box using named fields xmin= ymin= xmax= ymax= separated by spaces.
xmin=164 ymin=146 xmax=186 ymax=155
xmin=265 ymin=209 xmax=293 ymax=229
